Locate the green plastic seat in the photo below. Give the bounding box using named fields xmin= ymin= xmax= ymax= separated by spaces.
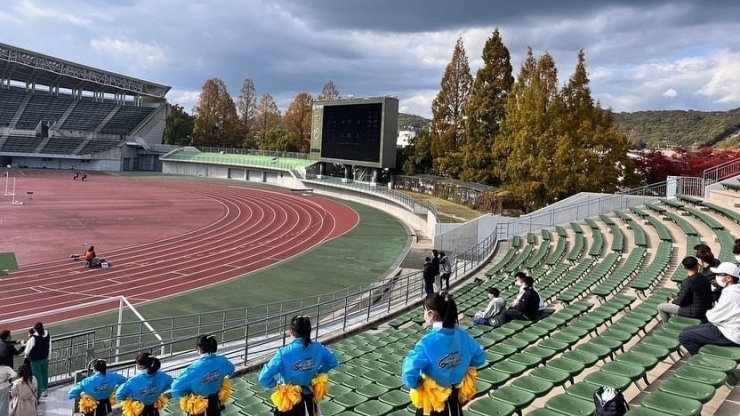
xmin=658 ymin=377 xmax=716 ymax=403
xmin=467 ymin=397 xmax=517 ymax=416
xmin=494 ymin=360 xmax=528 ymax=378
xmin=673 ymin=365 xmax=727 ymax=387
xmin=342 ymin=376 xmax=374 ymax=389
xmin=489 ymin=386 xmax=537 ymax=409
xmin=318 ymin=400 xmax=347 ymax=416
xmin=538 ymin=339 xmax=570 ymax=353
xmin=624 ymin=408 xmax=672 ymax=416
xmin=686 ymin=354 xmax=738 ymax=374
xmin=561 ymin=349 xmax=599 ymax=367
xmin=489 ymin=344 xmax=518 ymax=358
xmin=527 ymin=409 xmax=565 ymax=416
xmin=509 ymin=353 xmax=543 ymax=369
xmin=530 ymin=366 xmax=572 ymax=386
xmin=485 ymin=351 xmax=506 ymax=365
xmin=576 ymin=343 xmax=613 ymax=360
xmin=354 ymin=399 xmax=394 ymax=416
xmin=630 ymin=343 xmax=671 ymax=361
xmin=600 ymin=361 xmax=647 ymax=384
xmin=501 ymin=338 xmax=530 ymax=351
xmin=377 ymin=390 xmax=410 ymax=410
xmin=523 ymin=346 xmax=560 ymax=361
xmin=698 ymin=345 xmax=740 ymax=363
xmin=510 ymin=376 xmax=554 ymax=397
xmin=327 ymin=384 xmax=351 ymax=398
xmin=544 ymin=394 xmax=595 ymax=415
xmin=641 ymin=391 xmax=702 ymax=416
xmin=547 ymin=357 xmax=586 ymax=379
xmin=356 ymin=384 xmax=389 ymax=399
xmin=600 ymin=328 xmax=633 ymax=344
xmin=333 ymin=391 xmax=369 ymax=408
xmin=565 ymin=382 xmax=598 ymax=401
xmin=584 ymin=372 xmax=632 ymax=391
xmin=374 ymin=375 xmax=403 ymax=390
xmin=615 ymin=352 xmax=659 ymax=371
xmin=590 ymin=336 xmax=625 ymax=353
xmin=642 ymin=334 xmax=680 ymax=351
xmin=476 ymin=368 xmax=510 ymax=388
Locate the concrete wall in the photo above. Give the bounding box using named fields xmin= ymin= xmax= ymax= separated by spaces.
xmin=434 ymin=214 xmax=500 ymax=253
xmin=11 ymin=156 xmax=121 ymax=171
xmin=133 ymin=105 xmax=168 ymax=145
xmin=161 ymin=161 xmax=303 ymax=189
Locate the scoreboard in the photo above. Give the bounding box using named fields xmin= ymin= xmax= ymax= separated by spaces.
xmin=310 ymin=97 xmax=398 ymax=169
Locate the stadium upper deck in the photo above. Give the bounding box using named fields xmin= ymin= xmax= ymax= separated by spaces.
xmin=0 ymin=42 xmax=170 ymax=100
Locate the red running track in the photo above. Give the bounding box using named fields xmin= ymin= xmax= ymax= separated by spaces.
xmin=0 ymin=177 xmax=359 ymax=331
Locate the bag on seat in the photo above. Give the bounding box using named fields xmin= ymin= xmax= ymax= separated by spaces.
xmin=593 ymin=385 xmax=629 ymax=416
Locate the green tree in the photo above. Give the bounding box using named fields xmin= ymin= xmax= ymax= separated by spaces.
xmin=163 ymin=104 xmax=194 ymax=145
xmin=236 ymin=78 xmax=258 ymax=148
xmin=254 ymin=93 xmax=282 ymax=147
xmin=262 ymin=128 xmax=297 ymax=152
xmin=283 ymin=92 xmax=313 ymax=152
xmin=551 ymin=50 xmax=635 ymax=198
xmin=402 ymin=129 xmax=434 ymax=175
xmin=192 ymin=78 xmax=239 ymax=147
xmin=318 ymin=80 xmax=340 ymax=100
xmin=431 ymin=37 xmax=473 ymax=178
xmin=461 ymin=28 xmax=514 ymax=185
xmin=494 ymin=49 xmax=560 ymax=207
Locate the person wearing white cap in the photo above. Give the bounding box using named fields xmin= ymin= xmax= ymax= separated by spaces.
xmin=679 ymin=262 xmax=740 ymax=355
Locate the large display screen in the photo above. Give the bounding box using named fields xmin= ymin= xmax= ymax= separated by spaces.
xmin=320 ymin=103 xmax=382 ymax=163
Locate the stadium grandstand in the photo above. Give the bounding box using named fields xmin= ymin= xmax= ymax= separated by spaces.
xmin=0 ymin=42 xmax=172 ymax=171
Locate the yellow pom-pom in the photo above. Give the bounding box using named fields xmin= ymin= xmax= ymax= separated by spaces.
xmin=457 ymin=367 xmax=477 ymax=404
xmin=180 ymin=394 xmax=208 ymax=415
xmin=154 ymin=394 xmax=169 ymax=410
xmin=311 ymin=373 xmax=329 ymax=403
xmin=409 ymin=375 xmax=451 ymax=416
xmin=271 ymin=384 xmax=303 ymax=412
xmin=121 ymin=399 xmax=145 ymax=416
xmin=108 ymin=392 xmax=117 ymax=406
xmin=78 ymin=394 xmax=98 ymax=414
xmin=218 ymin=377 xmax=232 ymax=404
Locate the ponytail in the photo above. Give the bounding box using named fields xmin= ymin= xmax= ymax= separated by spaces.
xmin=135 ymin=352 xmax=161 ymax=375
xmin=290 ymin=315 xmax=312 ymax=347
xmin=197 ymin=334 xmax=219 ymax=354
xmin=94 ymin=359 xmax=107 ymax=375
xmin=424 ymin=291 xmax=459 ymax=329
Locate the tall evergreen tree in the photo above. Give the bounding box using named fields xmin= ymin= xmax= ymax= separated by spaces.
xmin=431 ymin=37 xmax=473 ymax=178
xmin=318 ymin=80 xmax=340 ymax=100
xmin=163 ymin=104 xmax=194 ymax=146
xmin=236 ymin=78 xmax=258 ymax=148
xmin=192 ymin=78 xmax=239 ymax=147
xmin=494 ymin=49 xmax=560 ymax=207
xmin=461 ymin=29 xmax=514 ymax=185
xmin=552 ymin=50 xmax=634 ymax=197
xmin=402 ymin=129 xmax=434 ymax=175
xmin=254 ymin=93 xmax=282 ymax=147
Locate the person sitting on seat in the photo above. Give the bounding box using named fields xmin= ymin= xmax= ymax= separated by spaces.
xmin=512 ymin=271 xmax=547 ymax=317
xmin=494 ymin=275 xmax=541 ymax=327
xmin=679 ymin=262 xmax=740 ymax=355
xmin=657 ymin=256 xmax=713 ymax=323
xmin=473 ymin=287 xmax=506 ymax=326
xmin=85 ymin=246 xmax=97 ymax=268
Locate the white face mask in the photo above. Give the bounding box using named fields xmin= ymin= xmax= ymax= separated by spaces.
xmin=716 ymin=275 xmax=728 ymax=288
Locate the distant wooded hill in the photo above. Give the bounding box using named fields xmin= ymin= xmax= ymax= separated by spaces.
xmin=400 ymin=108 xmax=740 ymax=149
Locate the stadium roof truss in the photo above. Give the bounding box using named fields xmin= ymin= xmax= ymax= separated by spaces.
xmin=0 ymin=43 xmax=171 ymax=98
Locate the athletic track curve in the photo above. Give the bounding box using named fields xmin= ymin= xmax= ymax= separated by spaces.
xmin=0 ymin=182 xmax=359 ymax=331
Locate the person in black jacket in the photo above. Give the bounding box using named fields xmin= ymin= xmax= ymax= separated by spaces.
xmin=422 ymin=257 xmax=435 ymax=296
xmin=431 ymin=250 xmax=441 ymax=291
xmin=695 ymin=244 xmax=722 ymax=302
xmin=494 ymin=275 xmax=541 ymax=327
xmin=0 ymin=330 xmax=25 ymax=368
xmin=657 ymin=256 xmax=713 ymax=323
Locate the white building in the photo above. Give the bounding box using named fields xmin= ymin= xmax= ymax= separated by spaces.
xmin=397 ymin=130 xmax=417 ymax=148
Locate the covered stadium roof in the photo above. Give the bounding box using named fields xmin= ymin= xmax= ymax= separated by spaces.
xmin=0 ymin=43 xmax=171 ymax=98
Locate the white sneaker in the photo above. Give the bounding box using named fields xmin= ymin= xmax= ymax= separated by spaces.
xmin=42 ymin=391 xmax=47 ymax=397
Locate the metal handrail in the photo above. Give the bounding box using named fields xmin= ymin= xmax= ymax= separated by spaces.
xmin=703 ymin=157 xmax=740 ymax=186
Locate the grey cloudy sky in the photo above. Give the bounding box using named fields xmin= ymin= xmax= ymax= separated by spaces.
xmin=1 ymin=0 xmax=738 ymax=118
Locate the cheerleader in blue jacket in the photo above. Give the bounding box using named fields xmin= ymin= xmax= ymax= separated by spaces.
xmin=68 ymin=360 xmax=127 ymax=416
xmin=171 ymin=335 xmax=236 ymax=416
xmin=258 ymin=315 xmax=339 ymax=416
xmin=115 ymin=353 xmax=172 ymax=416
xmin=402 ymin=292 xmax=486 ymax=416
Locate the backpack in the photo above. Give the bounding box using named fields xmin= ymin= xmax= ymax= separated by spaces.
xmin=593 ymin=386 xmax=629 ymax=416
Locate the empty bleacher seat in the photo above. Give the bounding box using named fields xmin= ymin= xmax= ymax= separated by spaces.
xmin=99 ymin=105 xmax=156 ymax=134
xmin=0 ymin=87 xmax=27 ymax=127
xmin=61 ymin=100 xmax=117 ymax=131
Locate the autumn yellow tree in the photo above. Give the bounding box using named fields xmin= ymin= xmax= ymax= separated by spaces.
xmin=283 ymin=92 xmax=313 ymax=152
xmin=318 ymin=80 xmax=340 ymax=100
xmin=431 ymin=37 xmax=473 ymax=178
xmin=192 ymin=78 xmax=239 ymax=147
xmin=254 ymin=93 xmax=282 ymax=148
